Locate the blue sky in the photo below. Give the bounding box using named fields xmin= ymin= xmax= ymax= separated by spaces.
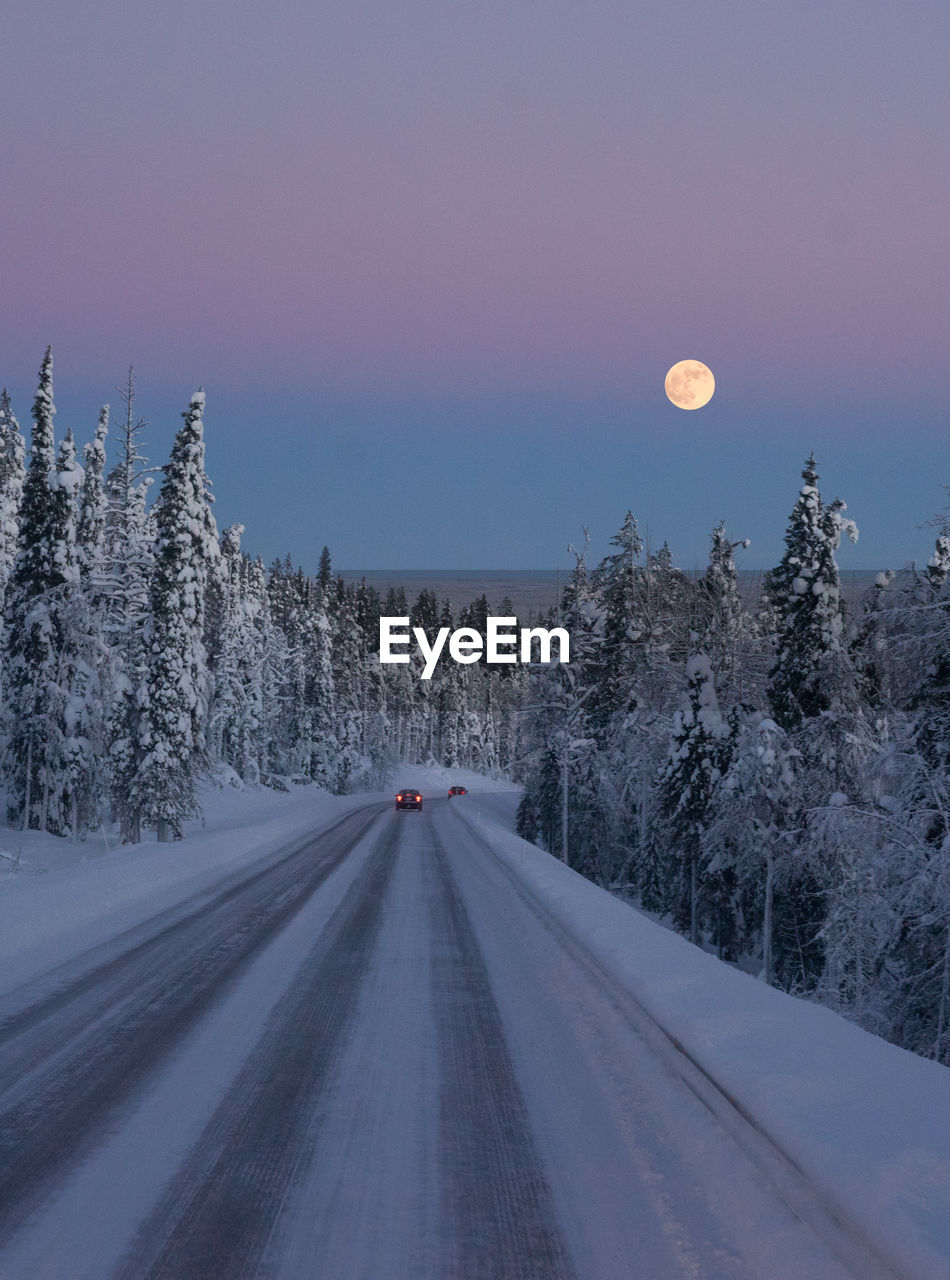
xmin=2 ymin=0 xmax=947 ymax=571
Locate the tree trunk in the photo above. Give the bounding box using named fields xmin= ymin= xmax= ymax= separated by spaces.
xmin=157 ymin=817 xmax=172 ymax=843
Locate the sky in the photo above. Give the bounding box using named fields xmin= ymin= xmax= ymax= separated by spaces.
xmin=2 ymin=0 xmax=948 ymax=571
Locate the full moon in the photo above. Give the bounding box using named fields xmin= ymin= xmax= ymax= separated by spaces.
xmin=665 ymin=359 xmax=715 ymax=410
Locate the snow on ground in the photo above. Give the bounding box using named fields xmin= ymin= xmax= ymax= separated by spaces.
xmin=0 ymin=765 xmax=512 ymax=998
xmin=456 ymin=795 xmax=950 ymax=1280
xmin=5 ymin=768 xmax=950 ymax=1277
xmin=0 ymin=775 xmax=363 ymax=997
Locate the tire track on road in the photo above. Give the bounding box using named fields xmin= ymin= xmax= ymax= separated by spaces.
xmin=0 ymin=804 xmax=383 ymax=1239
xmin=427 ymin=815 xmax=575 ymax=1280
xmin=447 ymin=803 xmax=903 ymax=1280
xmin=119 ymin=817 xmax=400 ymax=1280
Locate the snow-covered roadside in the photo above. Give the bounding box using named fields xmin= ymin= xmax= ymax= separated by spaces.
xmin=0 ymin=765 xmax=512 ymax=1001
xmin=0 ymin=778 xmax=376 ymax=1000
xmin=458 ymin=798 xmax=950 ymax=1280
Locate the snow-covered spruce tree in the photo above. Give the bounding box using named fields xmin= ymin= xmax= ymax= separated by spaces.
xmin=698 ymin=522 xmax=749 ymax=696
xmin=656 ymin=651 xmax=732 ymax=945
xmin=816 ymin=524 xmax=950 ymax=1060
xmin=646 ymin=541 xmax=696 ymax=673
xmin=4 ymin=388 xmax=101 ymax=838
xmin=104 ymin=481 xmax=154 ymax=841
xmin=0 ymin=388 xmax=25 ymax=609
xmin=101 ymin=370 xmax=157 ymax=841
xmin=590 ymin=510 xmax=644 ymax=732
xmin=848 ymin=570 xmax=894 ymax=716
xmin=703 ymin=712 xmax=799 ymax=981
xmin=854 ymin=533 xmax=950 ymax=1058
xmin=926 ymin=532 xmax=950 ymax=589
xmin=582 ymin=514 xmax=671 ymax=900
xmin=765 ymin=454 xmax=858 ymax=733
xmin=266 ymin=558 xmax=312 ymax=777
xmin=3 ymin=349 xmax=70 ymax=830
xmin=77 ymin=405 xmax=109 ymax=593
xmin=132 ymin=390 xmax=219 ymax=840
xmin=908 ymin=535 xmax=950 ymax=821
xmin=437 ymin=657 xmax=463 ymax=768
xmin=762 ymin=457 xmax=867 ymax=990
xmin=520 ymin=534 xmax=606 ymax=872
xmin=363 ymin=707 xmax=396 ymax=789
xmin=51 ymin=431 xmax=104 ymax=839
xmin=251 ymin=555 xmax=293 ymax=786
xmin=799 ymin=794 xmax=905 ymax=1035
xmin=239 ymin=554 xmax=275 ymax=782
xmin=317 ymin=544 xmax=332 ymax=593
xmin=207 ymin=524 xmax=264 ymax=782
xmin=330 ymin=583 xmax=365 ymax=792
xmin=305 ymin=587 xmax=338 ymax=788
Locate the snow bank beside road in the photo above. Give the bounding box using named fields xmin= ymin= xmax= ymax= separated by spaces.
xmin=0 ymin=765 xmax=512 ymax=1000
xmin=460 ymin=799 xmax=950 ymax=1280
xmin=0 ymin=780 xmax=374 ymax=999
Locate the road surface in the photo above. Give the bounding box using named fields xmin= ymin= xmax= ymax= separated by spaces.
xmin=0 ymin=798 xmax=897 ymax=1279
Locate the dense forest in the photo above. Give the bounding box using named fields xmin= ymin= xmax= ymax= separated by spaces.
xmin=517 ymin=469 xmax=950 ymax=1067
xmin=3 ymin=349 xmax=950 ymax=1069
xmin=0 ymin=351 xmax=520 ymax=843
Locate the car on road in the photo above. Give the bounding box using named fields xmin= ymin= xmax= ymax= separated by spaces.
xmin=448 ymin=786 xmax=467 ymax=798
xmin=395 ymin=788 xmax=423 ymax=810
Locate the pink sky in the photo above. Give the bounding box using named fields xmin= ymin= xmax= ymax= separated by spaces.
xmin=2 ymin=0 xmax=948 ymax=567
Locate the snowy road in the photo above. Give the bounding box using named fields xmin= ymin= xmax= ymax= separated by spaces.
xmin=0 ymin=799 xmax=899 ymax=1279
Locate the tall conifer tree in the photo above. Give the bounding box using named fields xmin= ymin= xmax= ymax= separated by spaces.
xmin=0 ymin=389 xmax=25 ymax=609
xmin=133 ymin=390 xmax=218 ymax=839
xmin=3 ymin=349 xmax=68 ymax=829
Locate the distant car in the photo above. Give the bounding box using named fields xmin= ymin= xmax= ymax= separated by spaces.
xmin=448 ymin=786 xmax=467 ymax=798
xmin=395 ymin=787 xmax=423 ymax=810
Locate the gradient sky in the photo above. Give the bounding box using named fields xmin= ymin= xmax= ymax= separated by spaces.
xmin=2 ymin=0 xmax=948 ymax=571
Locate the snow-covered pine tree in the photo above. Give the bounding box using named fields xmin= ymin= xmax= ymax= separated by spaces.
xmin=909 ymin=531 xmax=950 ymax=802
xmin=647 ymin=541 xmax=696 ymax=670
xmin=4 ymin=383 xmax=100 ymax=838
xmin=77 ymin=405 xmax=109 ymax=592
xmin=765 ymin=454 xmax=858 ymax=731
xmin=133 ymin=390 xmax=218 ymax=840
xmin=317 ymin=545 xmax=332 ymax=593
xmin=926 ymin=533 xmax=950 ymax=590
xmin=251 ymin=555 xmax=293 ymax=786
xmin=437 ymin=658 xmax=463 ymax=768
xmin=699 ymin=522 xmax=749 ymax=693
xmin=3 ymin=349 xmax=71 ymax=830
xmin=208 ymin=524 xmax=256 ymax=779
xmin=520 ymin=534 xmax=605 ymax=870
xmin=762 ymin=457 xmax=865 ymax=988
xmin=656 ymin=651 xmax=732 ymax=944
xmin=591 ymin=509 xmax=644 ymax=730
xmin=0 ymin=389 xmax=25 ymax=609
xmin=306 ymin=587 xmax=338 ymax=788
xmin=102 ymin=371 xmax=157 ymax=841
xmin=51 ymin=431 xmax=104 ymax=839
xmin=703 ymin=711 xmax=799 ymax=982
xmin=104 ymin=486 xmax=154 ymax=841
xmin=331 ymin=583 xmax=366 ymax=792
